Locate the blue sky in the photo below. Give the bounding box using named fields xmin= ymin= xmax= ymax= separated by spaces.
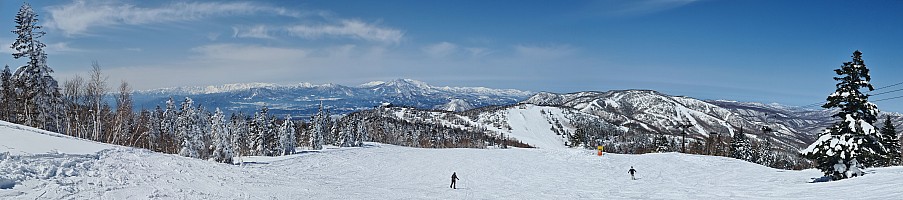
xmin=2 ymin=0 xmax=903 ymax=112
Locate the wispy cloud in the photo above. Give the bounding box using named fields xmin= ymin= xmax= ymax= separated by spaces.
xmin=465 ymin=47 xmax=493 ymax=57
xmin=286 ymin=20 xmax=404 ymax=44
xmin=190 ymin=43 xmax=310 ymax=62
xmin=45 ymin=0 xmax=305 ymax=36
xmin=90 ymin=42 xmax=585 ymax=90
xmin=591 ymin=0 xmax=699 ymax=16
xmin=45 ymin=42 xmax=87 ymax=54
xmin=423 ymin=42 xmax=457 ymax=58
xmin=232 ymin=25 xmax=274 ymax=39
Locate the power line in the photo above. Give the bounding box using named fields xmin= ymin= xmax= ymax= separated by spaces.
xmin=870 ymin=87 xmax=903 ymax=96
xmin=873 ymin=95 xmax=903 ymax=102
xmin=872 ymin=81 xmax=903 ymax=91
xmin=778 ymin=81 xmax=902 ymax=110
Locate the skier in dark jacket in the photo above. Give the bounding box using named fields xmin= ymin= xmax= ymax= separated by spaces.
xmin=450 ymin=172 xmax=459 ymax=189
xmin=628 ymin=166 xmax=637 ymax=180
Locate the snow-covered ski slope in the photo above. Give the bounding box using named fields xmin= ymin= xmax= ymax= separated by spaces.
xmin=495 ymin=104 xmax=570 ymax=149
xmin=2 ymin=121 xmax=903 ymax=199
xmin=0 ymin=120 xmax=112 ymax=156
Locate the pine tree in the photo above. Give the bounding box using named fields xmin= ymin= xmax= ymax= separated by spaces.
xmin=267 ymin=113 xmax=279 ymax=156
xmin=0 ymin=65 xmax=13 ymax=122
xmin=177 ymin=97 xmax=203 ymax=159
xmin=279 ymin=115 xmax=296 ymax=155
xmin=161 ymin=97 xmax=177 ymax=153
xmin=730 ymin=130 xmax=752 ymax=161
xmin=879 ymin=116 xmax=900 ymax=166
xmin=310 ymin=103 xmax=326 ymax=150
xmin=755 ymin=139 xmax=775 ymax=167
xmin=10 ymin=3 xmax=63 ymax=132
xmin=801 ymin=50 xmax=884 ymax=180
xmin=250 ymin=106 xmax=271 ymax=156
xmin=229 ymin=113 xmax=249 ymax=158
xmin=210 ymin=108 xmax=233 ymax=163
xmin=147 ymin=106 xmax=163 ymax=152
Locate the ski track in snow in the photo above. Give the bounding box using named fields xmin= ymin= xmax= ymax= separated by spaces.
xmin=3 ymin=121 xmax=903 ymax=199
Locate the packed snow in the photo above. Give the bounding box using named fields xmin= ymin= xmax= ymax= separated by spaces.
xmin=2 ymin=120 xmax=903 ymax=199
xmin=0 ymin=121 xmax=112 ymax=156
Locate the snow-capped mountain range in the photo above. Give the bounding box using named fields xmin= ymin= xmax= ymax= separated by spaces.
xmin=134 ymin=79 xmax=901 ymax=151
xmin=131 ymin=79 xmax=533 ymax=117
xmin=521 ymin=90 xmax=902 ymax=150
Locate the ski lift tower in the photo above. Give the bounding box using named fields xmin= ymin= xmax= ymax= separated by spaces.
xmin=671 ymin=120 xmax=694 ymax=153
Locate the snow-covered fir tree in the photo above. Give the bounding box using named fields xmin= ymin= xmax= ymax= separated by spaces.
xmin=801 ymin=50 xmax=886 ymax=180
xmin=145 ymin=106 xmax=162 ymax=152
xmin=730 ymin=130 xmax=753 ymax=161
xmin=250 ymin=107 xmax=268 ymax=156
xmin=177 ymin=97 xmax=204 ymax=159
xmin=210 ymin=108 xmax=233 ymax=163
xmin=310 ymin=103 xmax=326 ymax=150
xmin=0 ymin=65 xmax=13 ymax=122
xmin=161 ymin=97 xmax=177 ymax=153
xmin=266 ymin=113 xmax=279 ymax=156
xmin=278 ymin=115 xmax=296 ymax=155
xmin=878 ymin=116 xmax=900 ymax=166
xmin=229 ymin=113 xmax=249 ymax=157
xmin=755 ymin=139 xmax=775 ymax=167
xmin=10 ymin=3 xmax=63 ymax=132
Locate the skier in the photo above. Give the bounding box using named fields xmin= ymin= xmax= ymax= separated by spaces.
xmin=628 ymin=166 xmax=637 ymax=180
xmin=450 ymin=172 xmax=460 ymax=189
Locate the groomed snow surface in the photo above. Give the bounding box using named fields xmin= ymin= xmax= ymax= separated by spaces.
xmin=3 ymin=121 xmax=903 ymax=199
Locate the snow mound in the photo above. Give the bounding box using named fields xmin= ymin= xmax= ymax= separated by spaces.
xmin=0 ymin=121 xmax=114 ymax=156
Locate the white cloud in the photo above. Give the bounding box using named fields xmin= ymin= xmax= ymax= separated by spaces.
xmin=190 ymin=44 xmax=309 ymax=62
xmin=45 ymin=42 xmax=86 ymax=53
xmin=232 ymin=25 xmax=274 ymax=39
xmin=423 ymin=42 xmax=457 ymax=58
xmin=45 ymin=0 xmax=304 ymax=36
xmin=287 ymin=20 xmax=404 ymax=44
xmin=465 ymin=47 xmax=492 ymax=57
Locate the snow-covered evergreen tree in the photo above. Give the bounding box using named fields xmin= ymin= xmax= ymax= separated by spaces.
xmin=730 ymin=130 xmax=752 ymax=161
xmin=0 ymin=65 xmax=12 ymax=122
xmin=879 ymin=116 xmax=900 ymax=166
xmin=147 ymin=106 xmax=163 ymax=152
xmin=210 ymin=108 xmax=233 ymax=163
xmin=755 ymin=139 xmax=775 ymax=167
xmin=10 ymin=3 xmax=63 ymax=132
xmin=161 ymin=97 xmax=177 ymax=153
xmin=250 ymin=106 xmax=273 ymax=156
xmin=229 ymin=113 xmax=249 ymax=158
xmin=177 ymin=97 xmax=203 ymax=159
xmin=310 ymin=103 xmax=326 ymax=150
xmin=266 ymin=113 xmax=279 ymax=156
xmin=279 ymin=115 xmax=296 ymax=155
xmin=801 ymin=50 xmax=885 ymax=180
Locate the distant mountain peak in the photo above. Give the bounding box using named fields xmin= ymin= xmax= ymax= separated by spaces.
xmin=359 ymin=81 xmax=386 ymax=87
